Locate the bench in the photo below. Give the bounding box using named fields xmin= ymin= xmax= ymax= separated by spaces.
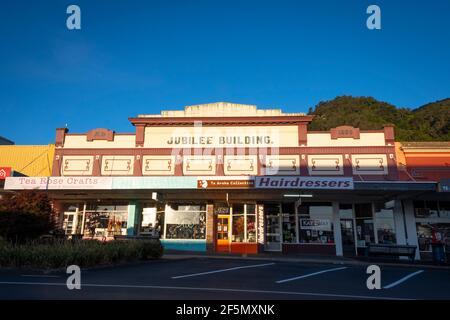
xmin=366 ymin=243 xmax=417 ymax=263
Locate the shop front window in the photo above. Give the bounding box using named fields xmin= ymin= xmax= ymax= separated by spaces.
xmin=414 ymin=201 xmax=439 ymax=218
xmin=374 ymin=203 xmax=396 ymax=244
xmin=246 ymin=204 xmax=256 ymax=243
xmin=354 ymin=203 xmax=375 ymax=247
xmin=439 ymin=202 xmax=450 ymax=218
xmin=140 ymin=203 xmax=165 ymax=237
xmin=231 ymin=204 xmax=256 ymax=243
xmin=416 ymin=223 xmax=450 ymax=252
xmin=281 ymin=203 xmax=296 ymax=243
xmin=298 ymin=203 xmax=334 ymax=244
xmin=232 ymin=204 xmax=244 ymax=243
xmin=164 ymin=204 xmax=206 ymax=239
xmin=83 ymin=203 xmax=128 ymax=238
xmin=339 ymin=204 xmax=353 ymax=219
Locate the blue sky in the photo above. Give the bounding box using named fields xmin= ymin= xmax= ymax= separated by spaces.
xmin=0 ymin=0 xmax=449 ymax=144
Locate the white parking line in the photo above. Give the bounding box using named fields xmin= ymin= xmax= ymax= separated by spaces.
xmin=276 ymin=266 xmax=348 ymax=284
xmin=21 ymin=275 xmax=60 ymax=278
xmin=171 ymin=262 xmax=276 ymax=279
xmin=0 ymin=281 xmax=412 ymax=300
xmin=383 ymin=270 xmax=424 ymax=289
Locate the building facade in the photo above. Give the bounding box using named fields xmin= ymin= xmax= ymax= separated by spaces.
xmin=4 ymin=102 xmax=449 ymax=260
xmin=395 ymin=142 xmax=450 ymax=260
xmin=0 ymin=144 xmax=55 ymax=188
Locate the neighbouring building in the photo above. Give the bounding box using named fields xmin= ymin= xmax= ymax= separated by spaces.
xmin=0 ymin=144 xmax=55 ymax=189
xmin=395 ymin=142 xmax=450 ymax=261
xmin=3 ymin=102 xmax=449 ymax=260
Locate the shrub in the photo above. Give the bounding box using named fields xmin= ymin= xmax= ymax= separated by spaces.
xmin=0 ymin=190 xmax=56 ymax=243
xmin=0 ymin=239 xmax=163 ymax=269
xmin=0 ymin=212 xmax=54 ymax=243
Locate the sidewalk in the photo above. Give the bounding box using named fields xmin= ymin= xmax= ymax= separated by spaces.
xmin=163 ymin=250 xmax=450 ymax=270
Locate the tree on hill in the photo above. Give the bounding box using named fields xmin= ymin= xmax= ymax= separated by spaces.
xmin=307 ymin=96 xmax=449 ymax=141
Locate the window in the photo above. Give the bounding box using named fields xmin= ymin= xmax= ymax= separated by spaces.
xmin=414 ymin=201 xmax=439 ymax=218
xmin=439 ymin=202 xmax=450 ymax=218
xmin=373 ymin=202 xmax=396 ymax=244
xmin=281 ymin=203 xmax=296 ymax=243
xmin=140 ymin=203 xmax=165 ymax=237
xmin=339 ymin=204 xmax=353 ymax=219
xmin=232 ymin=204 xmax=245 ymax=242
xmin=298 ymin=203 xmax=334 ymax=244
xmin=415 ymin=200 xmax=450 ymax=253
xmin=416 ymin=223 xmax=450 ymax=252
xmin=83 ymin=203 xmax=128 ymax=238
xmin=264 ymin=204 xmax=282 ymax=247
xmin=417 ymin=223 xmax=433 ymax=252
xmin=164 ymin=204 xmax=206 ymax=239
xmin=354 ymin=203 xmax=375 ymax=247
xmin=232 ymin=203 xmax=256 ymax=243
xmin=246 ymin=204 xmax=256 ymax=243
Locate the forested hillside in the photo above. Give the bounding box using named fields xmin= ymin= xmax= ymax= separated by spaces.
xmin=307 ymin=96 xmax=450 ymax=141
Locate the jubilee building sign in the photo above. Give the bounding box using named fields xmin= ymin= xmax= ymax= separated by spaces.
xmin=144 ymin=126 xmax=299 ymax=148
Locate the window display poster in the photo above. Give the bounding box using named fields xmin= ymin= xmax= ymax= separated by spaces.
xmin=165 ymin=210 xmax=201 ymax=225
xmin=300 ymin=219 xmax=332 ymax=231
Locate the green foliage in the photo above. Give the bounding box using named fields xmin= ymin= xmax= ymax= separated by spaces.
xmin=0 ymin=212 xmax=54 ymax=243
xmin=0 ymin=190 xmax=53 ymax=215
xmin=0 ymin=239 xmax=163 ymax=269
xmin=0 ymin=190 xmax=55 ymax=243
xmin=308 ymin=96 xmax=450 ymax=141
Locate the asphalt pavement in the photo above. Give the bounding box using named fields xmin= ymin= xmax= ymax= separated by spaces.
xmin=0 ymin=257 xmax=449 ymax=300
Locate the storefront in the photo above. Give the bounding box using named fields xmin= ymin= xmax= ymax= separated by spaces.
xmin=413 ymin=200 xmax=450 ymax=261
xmin=4 ymin=174 xmax=438 ymax=260
xmin=3 ymin=102 xmax=448 ymax=260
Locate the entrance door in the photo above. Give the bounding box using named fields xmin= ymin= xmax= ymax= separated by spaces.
xmin=62 ymin=211 xmax=82 ymax=236
xmin=216 ymin=214 xmax=231 ymax=252
xmin=340 ymin=219 xmax=356 ymax=256
xmin=62 ymin=212 xmax=75 ymax=235
xmin=265 ymin=214 xmax=282 ymax=251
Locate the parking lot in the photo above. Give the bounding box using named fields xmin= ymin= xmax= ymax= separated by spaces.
xmin=0 ymin=257 xmax=449 ymax=300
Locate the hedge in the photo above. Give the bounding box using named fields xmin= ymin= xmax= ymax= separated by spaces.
xmin=0 ymin=239 xmax=163 ymax=269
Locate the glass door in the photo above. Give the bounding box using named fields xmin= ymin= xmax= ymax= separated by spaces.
xmin=216 ymin=214 xmax=231 ymax=252
xmin=215 ymin=204 xmax=231 ymax=252
xmin=340 ymin=219 xmax=356 ymax=256
xmin=62 ymin=212 xmax=74 ymax=235
xmin=265 ymin=204 xmax=282 ymax=251
xmin=62 ymin=211 xmax=82 ymax=236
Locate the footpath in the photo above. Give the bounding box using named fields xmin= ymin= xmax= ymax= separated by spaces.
xmin=163 ymin=250 xmax=450 ymax=270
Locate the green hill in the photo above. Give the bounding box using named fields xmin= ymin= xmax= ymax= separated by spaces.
xmin=307 ymin=96 xmax=450 ymax=141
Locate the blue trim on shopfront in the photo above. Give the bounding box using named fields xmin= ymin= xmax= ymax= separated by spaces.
xmin=160 ymin=239 xmax=207 ymax=252
xmin=127 ymin=202 xmax=138 ymax=237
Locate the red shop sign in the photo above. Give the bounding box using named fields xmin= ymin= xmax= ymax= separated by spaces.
xmin=0 ymin=167 xmax=12 ymax=180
